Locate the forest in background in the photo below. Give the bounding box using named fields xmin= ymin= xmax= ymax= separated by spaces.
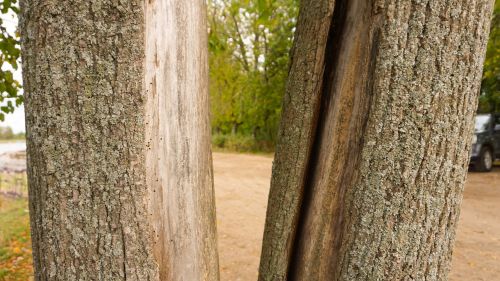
xmin=208 ymin=0 xmax=298 ymax=151
xmin=209 ymin=0 xmax=500 ymax=151
xmin=0 ymin=0 xmax=498 ymax=150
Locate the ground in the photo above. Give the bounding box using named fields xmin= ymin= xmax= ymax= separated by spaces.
xmin=212 ymin=152 xmax=500 ymax=281
xmin=0 ymin=151 xmax=498 ymax=280
xmin=449 ymin=166 xmax=500 ymax=281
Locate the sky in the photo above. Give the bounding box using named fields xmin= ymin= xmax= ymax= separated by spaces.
xmin=3 ymin=105 xmax=24 ymax=134
xmin=0 ymin=11 xmax=25 ymax=134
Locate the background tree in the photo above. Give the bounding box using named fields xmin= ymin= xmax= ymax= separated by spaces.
xmin=3 ymin=0 xmax=500 ymax=147
xmin=208 ymin=0 xmax=298 ymax=151
xmin=259 ymin=0 xmax=494 ymax=280
xmin=478 ymin=0 xmax=500 ymax=113
xmin=21 ymin=0 xmax=218 ymax=280
xmin=0 ymin=0 xmax=21 ymax=121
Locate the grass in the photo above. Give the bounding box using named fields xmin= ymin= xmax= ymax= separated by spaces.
xmin=0 ymin=173 xmax=28 ymax=198
xmin=0 ymin=139 xmax=25 ymax=144
xmin=0 ymin=195 xmax=33 ymax=281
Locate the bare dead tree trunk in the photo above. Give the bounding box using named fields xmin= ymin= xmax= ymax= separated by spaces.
xmin=259 ymin=0 xmax=494 ymax=280
xmin=20 ymin=1 xmax=219 ymax=280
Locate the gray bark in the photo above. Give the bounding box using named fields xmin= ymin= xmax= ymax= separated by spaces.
xmin=20 ymin=1 xmax=218 ymax=280
xmin=259 ymin=0 xmax=494 ymax=280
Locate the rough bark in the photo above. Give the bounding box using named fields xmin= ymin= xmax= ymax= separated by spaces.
xmin=20 ymin=1 xmax=218 ymax=280
xmin=259 ymin=0 xmax=494 ymax=280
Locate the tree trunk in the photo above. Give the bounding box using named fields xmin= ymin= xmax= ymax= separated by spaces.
xmin=20 ymin=1 xmax=219 ymax=280
xmin=259 ymin=0 xmax=494 ymax=280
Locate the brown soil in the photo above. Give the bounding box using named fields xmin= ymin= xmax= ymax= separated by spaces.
xmin=449 ymin=167 xmax=500 ymax=281
xmin=213 ymin=152 xmax=500 ymax=281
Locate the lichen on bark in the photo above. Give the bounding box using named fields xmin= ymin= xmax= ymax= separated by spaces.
xmin=259 ymin=0 xmax=494 ymax=280
xmin=21 ymin=0 xmax=159 ymax=279
xmin=20 ymin=0 xmax=218 ymax=280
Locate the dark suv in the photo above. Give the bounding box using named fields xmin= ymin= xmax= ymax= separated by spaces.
xmin=470 ymin=113 xmax=500 ymax=172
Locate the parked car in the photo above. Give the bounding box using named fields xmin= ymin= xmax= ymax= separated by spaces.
xmin=470 ymin=113 xmax=500 ymax=172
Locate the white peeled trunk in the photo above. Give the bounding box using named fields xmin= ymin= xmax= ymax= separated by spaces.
xmin=145 ymin=1 xmax=219 ymax=280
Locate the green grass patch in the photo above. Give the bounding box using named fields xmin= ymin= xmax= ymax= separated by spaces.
xmin=0 ymin=195 xmax=33 ymax=280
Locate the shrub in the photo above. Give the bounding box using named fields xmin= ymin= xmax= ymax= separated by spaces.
xmin=211 ymin=133 xmax=274 ymax=152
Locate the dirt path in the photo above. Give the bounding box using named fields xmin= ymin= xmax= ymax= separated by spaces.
xmin=213 ymin=152 xmax=500 ymax=281
xmin=1 ymin=147 xmax=497 ymax=279
xmin=449 ymin=167 xmax=500 ymax=281
xmin=213 ymin=152 xmax=273 ymax=280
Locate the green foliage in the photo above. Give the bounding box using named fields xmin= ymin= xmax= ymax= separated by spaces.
xmin=212 ymin=133 xmax=255 ymax=152
xmin=212 ymin=133 xmax=274 ymax=152
xmin=0 ymin=0 xmax=21 ymax=122
xmin=478 ymin=1 xmax=500 ymax=113
xmin=208 ymin=0 xmax=298 ymax=150
xmin=209 ymin=0 xmax=500 ymax=151
xmin=0 ymin=0 xmax=495 ymax=148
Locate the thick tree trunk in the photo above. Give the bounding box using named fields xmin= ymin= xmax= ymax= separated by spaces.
xmin=259 ymin=0 xmax=494 ymax=280
xmin=20 ymin=1 xmax=218 ymax=280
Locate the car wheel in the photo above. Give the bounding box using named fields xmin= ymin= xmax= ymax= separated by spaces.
xmin=475 ymin=147 xmax=493 ymax=172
